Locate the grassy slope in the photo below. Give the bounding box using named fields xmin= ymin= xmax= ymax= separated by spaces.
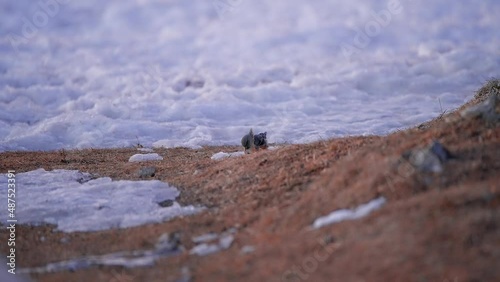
xmin=0 ymin=81 xmax=499 ymax=282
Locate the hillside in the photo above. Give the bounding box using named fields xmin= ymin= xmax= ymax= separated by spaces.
xmin=1 ymin=81 xmax=499 ymax=282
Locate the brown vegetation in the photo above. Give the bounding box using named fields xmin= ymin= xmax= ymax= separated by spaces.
xmin=1 ymin=82 xmax=499 ymax=282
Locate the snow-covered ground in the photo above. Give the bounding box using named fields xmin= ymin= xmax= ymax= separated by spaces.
xmin=0 ymin=169 xmax=202 ymax=232
xmin=1 ymin=0 xmax=498 ymax=151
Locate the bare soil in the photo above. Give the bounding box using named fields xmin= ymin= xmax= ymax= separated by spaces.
xmin=1 ymin=91 xmax=499 ymax=282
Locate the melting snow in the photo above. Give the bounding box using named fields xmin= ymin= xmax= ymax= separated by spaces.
xmin=192 ymin=233 xmax=219 ymax=244
xmin=0 ymin=169 xmax=202 ymax=232
xmin=128 ymin=153 xmax=163 ymax=162
xmin=190 ymin=244 xmax=221 ymax=257
xmin=313 ymin=197 xmax=386 ymax=229
xmin=190 ymin=230 xmax=236 ymax=256
xmin=210 ymin=151 xmax=245 ymax=160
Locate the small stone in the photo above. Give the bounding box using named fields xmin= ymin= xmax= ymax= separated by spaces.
xmin=156 ymin=232 xmax=182 ymax=254
xmin=158 ymin=199 xmax=174 ymax=207
xmin=219 ymin=234 xmax=234 ymax=250
xmin=429 ymin=140 xmax=454 ymax=163
xmin=409 ymin=149 xmax=443 ymax=173
xmin=138 ymin=166 xmax=156 ymax=178
xmin=403 ymin=141 xmax=454 ymax=173
xmin=461 ymin=90 xmax=500 ymax=123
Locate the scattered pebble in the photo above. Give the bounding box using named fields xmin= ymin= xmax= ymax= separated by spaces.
xmin=189 ymin=244 xmax=221 ymax=256
xmin=189 ymin=231 xmax=236 ymax=256
xmin=138 ymin=166 xmax=156 ymax=178
xmin=211 ymin=151 xmax=245 ymax=160
xmin=312 ymin=197 xmax=386 ymax=229
xmin=156 ymin=232 xmax=183 ymax=254
xmin=158 ymin=199 xmax=174 ymax=208
xmin=429 ymin=141 xmax=454 ymax=163
xmin=219 ymin=234 xmax=235 ymax=250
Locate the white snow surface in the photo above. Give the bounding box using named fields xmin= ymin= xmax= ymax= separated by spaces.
xmin=313 ymin=197 xmax=386 ymax=229
xmin=1 ymin=1 xmax=499 ymax=151
xmin=211 ymin=151 xmax=245 ymax=160
xmin=0 ymin=169 xmax=202 ymax=232
xmin=192 ymin=233 xmax=219 ymax=244
xmin=128 ymin=153 xmax=163 ymax=162
xmin=190 ymin=234 xmax=235 ymax=256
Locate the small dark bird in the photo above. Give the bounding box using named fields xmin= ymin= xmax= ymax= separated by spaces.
xmin=241 ymin=128 xmax=255 ymax=154
xmin=241 ymin=129 xmax=268 ymax=153
xmin=254 ymin=132 xmax=268 ymax=150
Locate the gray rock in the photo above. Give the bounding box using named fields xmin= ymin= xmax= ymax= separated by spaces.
xmin=461 ymin=89 xmax=500 ymax=123
xmin=192 ymin=233 xmax=218 ymax=244
xmin=218 ymin=234 xmax=234 ymax=250
xmin=403 ymin=141 xmax=454 ymax=173
xmin=138 ymin=166 xmax=156 ymax=178
xmin=158 ymin=199 xmax=174 ymax=207
xmin=429 ymin=140 xmax=454 ymax=163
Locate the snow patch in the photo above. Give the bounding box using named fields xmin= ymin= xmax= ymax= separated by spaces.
xmin=210 ymin=151 xmax=245 ymax=160
xmin=1 ymin=1 xmax=499 ymax=152
xmin=0 ymin=169 xmax=202 ymax=232
xmin=312 ymin=197 xmax=386 ymax=229
xmin=192 ymin=233 xmax=219 ymax=244
xmin=128 ymin=153 xmax=163 ymax=162
xmin=190 ymin=230 xmax=236 ymax=256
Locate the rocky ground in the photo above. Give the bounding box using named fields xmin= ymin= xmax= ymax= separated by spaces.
xmin=1 ymin=81 xmax=499 ymax=282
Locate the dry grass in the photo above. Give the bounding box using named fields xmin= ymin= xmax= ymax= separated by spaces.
xmin=1 ymin=83 xmax=500 ymax=281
